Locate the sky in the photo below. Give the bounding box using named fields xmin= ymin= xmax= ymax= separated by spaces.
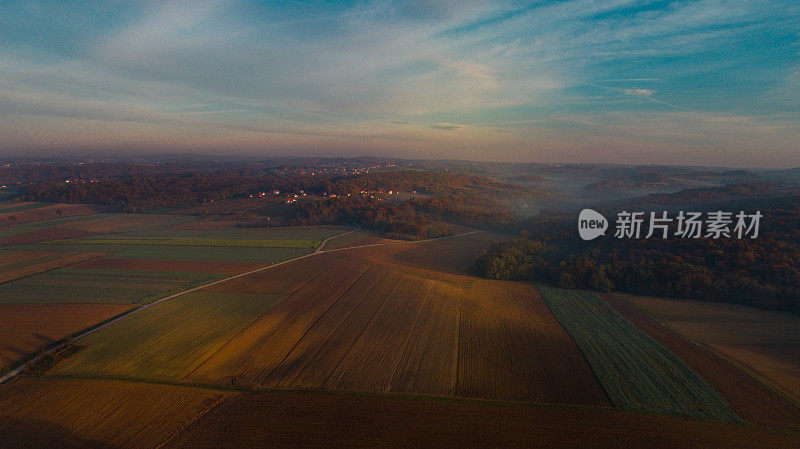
xmin=1 ymin=0 xmax=799 ymax=167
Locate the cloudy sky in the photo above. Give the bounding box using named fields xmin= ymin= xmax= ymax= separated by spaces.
xmin=1 ymin=0 xmax=798 ymax=167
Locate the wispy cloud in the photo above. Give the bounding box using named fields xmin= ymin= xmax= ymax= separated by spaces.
xmin=623 ymin=88 xmax=655 ymax=97
xmin=431 ymin=123 xmax=465 ymax=130
xmin=586 ymin=82 xmax=695 ymax=111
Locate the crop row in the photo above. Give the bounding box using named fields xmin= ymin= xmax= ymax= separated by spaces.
xmin=54 ymin=291 xmax=285 ymax=379
xmin=537 ymin=285 xmax=740 ymax=422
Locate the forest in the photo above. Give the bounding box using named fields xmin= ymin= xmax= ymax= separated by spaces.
xmin=474 ymin=194 xmax=800 ymax=314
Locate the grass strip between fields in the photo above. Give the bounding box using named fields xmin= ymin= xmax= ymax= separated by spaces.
xmin=537 ymin=284 xmax=741 ymax=423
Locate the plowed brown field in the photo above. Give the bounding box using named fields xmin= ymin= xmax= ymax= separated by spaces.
xmin=626 ymin=294 xmax=800 ymax=405
xmin=0 ymin=204 xmax=100 ymax=226
xmin=0 ymin=303 xmax=130 ymax=371
xmin=183 ymin=249 xmax=607 ymax=406
xmin=0 ymin=378 xmax=231 ymax=449
xmin=337 ymin=231 xmax=504 ymax=287
xmin=188 ymin=255 xmax=370 ymax=384
xmin=203 ymin=253 xmax=333 ymax=294
xmin=0 ymin=229 xmax=95 ymax=246
xmin=459 ymin=280 xmax=610 ymax=405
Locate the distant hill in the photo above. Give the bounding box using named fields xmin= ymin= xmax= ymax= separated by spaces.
xmin=585 ymin=172 xmax=690 ymax=192
xmin=624 ymin=181 xmax=800 ymax=209
xmin=766 ymin=167 xmax=800 ymax=180
xmin=585 ymin=169 xmax=762 ymax=193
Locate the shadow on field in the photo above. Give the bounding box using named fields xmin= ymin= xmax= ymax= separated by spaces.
xmin=0 ymin=416 xmax=119 ymax=449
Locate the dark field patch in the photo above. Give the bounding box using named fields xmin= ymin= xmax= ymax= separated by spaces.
xmin=165 ymin=390 xmax=800 ymax=449
xmin=0 ymin=303 xmax=131 ymax=372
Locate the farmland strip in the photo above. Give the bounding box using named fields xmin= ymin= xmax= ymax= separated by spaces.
xmin=0 ymin=251 xmax=108 ymax=285
xmin=389 ymin=281 xmax=462 ymax=396
xmin=458 ymin=280 xmax=609 ymax=406
xmin=0 ymin=377 xmax=232 ymax=449
xmin=290 ymin=271 xmax=404 ymax=389
xmin=187 ymin=256 xmax=370 ymax=385
xmin=75 ymin=258 xmax=263 ymax=275
xmin=52 ymin=291 xmax=285 ymax=380
xmin=263 ymin=265 xmax=389 ymax=388
xmin=325 ymin=274 xmax=435 ymax=392
xmin=537 ymin=285 xmax=740 ymax=421
xmin=49 ymin=237 xmax=319 ymax=249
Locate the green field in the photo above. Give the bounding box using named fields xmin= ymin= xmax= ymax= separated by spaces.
xmin=53 ymin=290 xmax=286 ymax=380
xmin=125 ymin=225 xmax=351 ymax=241
xmin=537 ymin=285 xmax=740 ymax=422
xmin=0 ymin=268 xmax=220 ymax=304
xmin=49 ymin=237 xmax=320 ymax=249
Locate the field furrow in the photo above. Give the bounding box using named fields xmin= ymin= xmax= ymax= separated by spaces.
xmin=389 ymin=281 xmax=463 ymax=396
xmin=287 ymin=270 xmax=404 ymax=389
xmin=324 ymin=275 xmax=435 ymax=392
xmin=204 ymin=253 xmax=334 ymax=294
xmin=187 ymin=255 xmax=370 ymax=385
xmin=52 ymin=291 xmax=285 ymax=380
xmin=162 ymin=389 xmax=800 ymax=449
xmin=263 ymin=265 xmax=389 ymax=388
xmin=0 ymin=378 xmax=232 ymax=449
xmin=458 ymin=280 xmax=610 ymax=405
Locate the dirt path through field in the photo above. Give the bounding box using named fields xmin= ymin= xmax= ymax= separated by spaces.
xmin=0 ymin=227 xmax=483 ymax=385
